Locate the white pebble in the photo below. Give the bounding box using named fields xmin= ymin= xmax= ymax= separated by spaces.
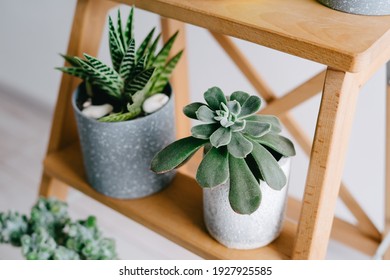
xmin=81 ymin=104 xmax=113 ymax=119
xmin=142 ymin=94 xmax=169 ymax=114
xmin=83 ymin=99 xmax=92 ymax=108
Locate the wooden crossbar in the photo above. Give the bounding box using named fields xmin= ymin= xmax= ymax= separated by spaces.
xmin=210 ymin=31 xmax=382 ymax=245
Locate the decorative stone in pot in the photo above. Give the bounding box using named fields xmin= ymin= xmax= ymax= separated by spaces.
xmin=73 ymin=84 xmax=176 ymax=199
xmin=317 ymin=0 xmax=390 ymax=16
xmin=203 ymin=157 xmax=290 ymax=249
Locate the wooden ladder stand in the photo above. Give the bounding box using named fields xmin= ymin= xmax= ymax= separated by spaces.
xmin=39 ymin=0 xmax=390 ymax=259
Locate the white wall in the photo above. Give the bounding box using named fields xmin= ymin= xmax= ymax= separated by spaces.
xmin=0 ymin=1 xmax=386 ymax=258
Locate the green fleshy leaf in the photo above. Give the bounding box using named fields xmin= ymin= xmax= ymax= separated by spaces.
xmin=210 ymin=127 xmax=232 ymax=148
xmin=108 ymin=17 xmax=125 ymax=72
xmin=196 ymin=105 xmax=216 ymax=123
xmin=150 ymin=50 xmax=183 ymax=94
xmin=245 ymin=154 xmax=264 ymax=182
xmin=196 ymin=147 xmax=229 ymax=188
xmin=227 ymin=100 xmax=241 ymax=115
xmin=152 ymin=31 xmax=178 ymax=69
xmin=238 ymin=95 xmax=262 ymax=118
xmin=230 ymin=91 xmax=250 ymax=106
xmin=116 ymin=9 xmax=126 ymax=51
xmin=242 ymin=121 xmax=271 ymax=138
xmin=258 ymin=133 xmax=296 ymax=157
xmin=146 ymin=34 xmax=161 ymax=68
xmin=228 ymin=156 xmax=261 ymax=215
xmin=56 ymin=67 xmax=88 ymax=80
xmin=151 ymin=137 xmax=207 ymax=173
xmin=230 ymin=120 xmax=246 ymax=132
xmin=124 ymin=7 xmax=134 ymax=46
xmin=98 ymin=108 xmax=141 ymax=122
xmin=244 ymin=114 xmax=282 ymax=133
xmin=119 ymin=39 xmax=136 ymax=79
xmin=60 ymin=54 xmax=82 ymax=67
xmin=136 ymin=27 xmax=155 ymax=61
xmin=183 ymin=102 xmax=206 ymax=119
xmin=191 ymin=123 xmax=219 ymax=140
xmin=124 ymin=68 xmax=155 ymax=97
xmin=227 ymin=132 xmax=253 ymax=158
xmin=204 ymin=87 xmax=227 ymax=110
xmin=250 ymin=141 xmax=287 ymax=190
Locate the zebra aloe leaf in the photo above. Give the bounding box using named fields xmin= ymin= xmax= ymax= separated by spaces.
xmin=58 ymin=7 xmax=183 ymax=122
xmin=151 ymin=88 xmax=296 ymax=214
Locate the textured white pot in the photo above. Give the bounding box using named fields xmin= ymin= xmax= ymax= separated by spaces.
xmin=317 ymin=0 xmax=390 ymax=15
xmin=203 ymin=157 xmax=291 ymax=249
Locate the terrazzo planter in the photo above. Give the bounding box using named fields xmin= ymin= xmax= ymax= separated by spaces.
xmin=203 ymin=157 xmax=291 ymax=249
xmin=72 ymin=84 xmax=176 ymax=199
xmin=317 ymin=0 xmax=390 ymax=15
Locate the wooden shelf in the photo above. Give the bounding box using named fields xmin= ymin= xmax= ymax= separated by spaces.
xmin=120 ymin=0 xmax=390 ymax=72
xmin=43 ymin=143 xmax=296 ymax=260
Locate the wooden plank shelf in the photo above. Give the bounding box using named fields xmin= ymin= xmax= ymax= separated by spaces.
xmin=119 ymin=0 xmax=390 ymax=73
xmin=43 ymin=142 xmax=296 ymax=260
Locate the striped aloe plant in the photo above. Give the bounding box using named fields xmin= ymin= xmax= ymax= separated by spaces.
xmin=151 ymin=88 xmax=296 ymax=215
xmin=57 ymin=7 xmax=183 ymax=122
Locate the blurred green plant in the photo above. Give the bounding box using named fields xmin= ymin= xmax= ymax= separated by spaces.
xmin=0 ymin=197 xmax=117 ymax=260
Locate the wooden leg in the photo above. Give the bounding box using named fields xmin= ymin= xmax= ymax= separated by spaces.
xmin=385 ymin=62 xmax=390 ymax=259
xmin=160 ymin=18 xmax=191 ymax=139
xmin=39 ymin=173 xmax=69 ymax=201
xmin=292 ymin=68 xmax=361 ymax=259
xmin=38 ymin=0 xmax=116 ymax=200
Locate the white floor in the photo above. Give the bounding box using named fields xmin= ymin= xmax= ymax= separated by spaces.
xmin=0 ymin=87 xmax=369 ymax=260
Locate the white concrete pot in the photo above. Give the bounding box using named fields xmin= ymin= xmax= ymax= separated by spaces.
xmin=203 ymin=157 xmax=291 ymax=249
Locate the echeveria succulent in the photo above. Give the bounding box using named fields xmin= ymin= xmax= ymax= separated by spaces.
xmin=0 ymin=211 xmax=28 ymax=246
xmin=151 ymin=87 xmax=296 ymax=215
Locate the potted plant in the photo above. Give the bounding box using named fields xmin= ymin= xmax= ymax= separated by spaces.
xmin=317 ymin=0 xmax=390 ymax=15
xmin=57 ymin=7 xmax=183 ymax=199
xmin=0 ymin=197 xmax=117 ymax=260
xmin=151 ymin=87 xmax=296 ymax=249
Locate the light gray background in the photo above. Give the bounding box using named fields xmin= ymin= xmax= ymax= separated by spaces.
xmin=0 ymin=1 xmax=386 ymax=259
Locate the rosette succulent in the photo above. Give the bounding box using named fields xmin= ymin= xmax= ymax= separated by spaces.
xmin=58 ymin=7 xmax=183 ymax=122
xmin=151 ymin=87 xmax=296 ymax=215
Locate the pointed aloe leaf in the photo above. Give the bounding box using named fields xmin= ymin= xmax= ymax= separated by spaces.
xmin=250 ymin=140 xmax=287 ymax=190
xmin=238 ymin=95 xmax=262 ymax=118
xmin=258 ymin=133 xmax=296 ymax=157
xmin=125 ymin=68 xmax=155 ymax=97
xmin=77 ymin=59 xmax=122 ymax=99
xmin=151 ymin=136 xmax=208 ymax=173
xmin=196 ymin=105 xmax=216 ymax=123
xmin=152 ymin=31 xmax=178 ymax=69
xmin=210 ymin=127 xmax=232 ymax=148
xmin=245 ymin=114 xmax=282 ymax=133
xmin=183 ymin=102 xmax=206 ymax=119
xmin=227 ymin=132 xmax=253 ymax=158
xmin=150 ymin=50 xmax=183 ymax=94
xmin=204 ymin=87 xmax=227 ymax=110
xmin=56 ymin=67 xmax=88 ymax=80
xmin=98 ymin=108 xmax=141 ymax=122
xmin=119 ymin=39 xmax=136 ymax=79
xmin=136 ymin=28 xmax=155 ymax=61
xmin=83 ymin=54 xmax=122 ymax=81
xmin=117 ymin=9 xmax=126 ymax=50
xmin=229 ymin=156 xmax=261 ymax=214
xmin=124 ymin=6 xmax=134 ymax=46
xmin=231 ymin=120 xmax=246 ymax=132
xmin=242 ymin=121 xmax=271 ymax=138
xmin=60 ymin=54 xmax=82 ymax=67
xmin=230 ymin=91 xmax=250 ymax=106
xmin=227 ymin=100 xmax=241 ymax=115
xmin=146 ymin=33 xmax=161 ymax=68
xmin=109 ymin=29 xmax=125 ymax=73
xmin=196 ymin=147 xmax=229 ymax=188
xmin=191 ymin=123 xmax=219 ymax=140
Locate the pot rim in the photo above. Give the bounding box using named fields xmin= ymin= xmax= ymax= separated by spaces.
xmin=71 ymin=83 xmax=174 ymax=126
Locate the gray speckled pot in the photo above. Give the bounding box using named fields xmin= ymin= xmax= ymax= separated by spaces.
xmin=72 ymin=86 xmax=176 ymax=199
xmin=203 ymin=157 xmax=291 ymax=249
xmin=317 ymin=0 xmax=390 ymax=15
